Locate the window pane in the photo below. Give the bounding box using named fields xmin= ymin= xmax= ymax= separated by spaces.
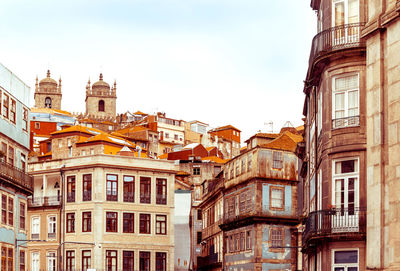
xmin=334 ymin=2 xmax=345 ymax=26
xmin=334 ymin=250 xmax=358 ymax=264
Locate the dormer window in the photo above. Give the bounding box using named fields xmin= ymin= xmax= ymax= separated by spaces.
xmin=45 ymin=97 xmax=52 ymax=108
xmin=98 ymin=100 xmax=105 ymax=112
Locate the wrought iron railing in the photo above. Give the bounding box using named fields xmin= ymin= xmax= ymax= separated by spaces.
xmin=332 ymin=115 xmax=360 ymax=129
xmin=82 ymin=191 xmax=92 ymax=201
xmin=28 ymin=196 xmax=61 ymax=207
xmin=66 ymin=192 xmax=75 ymax=202
xmin=308 ymin=23 xmax=365 ymax=72
xmin=0 ymin=160 xmax=33 ymax=191
xmin=123 ymin=192 xmax=134 ymax=202
xmin=140 ymin=194 xmax=151 ymax=204
xmin=48 ymin=232 xmax=56 ymax=239
xmin=303 ymin=207 xmax=366 ymax=242
xmin=106 ymin=193 xmax=117 ymax=201
xmin=156 ymin=194 xmax=167 ymax=205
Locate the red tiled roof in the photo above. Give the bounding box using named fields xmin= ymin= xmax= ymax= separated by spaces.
xmin=210 ymin=125 xmax=241 ymax=132
xmin=260 ymin=132 xmax=303 ymax=152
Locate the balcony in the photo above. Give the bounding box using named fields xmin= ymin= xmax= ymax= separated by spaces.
xmin=332 ymin=115 xmax=360 ymax=129
xmin=198 ymin=253 xmax=221 ymax=270
xmin=140 ymin=193 xmax=151 ymax=204
xmin=28 ymin=196 xmax=61 ymax=207
xmin=307 ymin=23 xmax=365 ymax=81
xmin=0 ymin=160 xmax=33 ymax=192
xmin=82 ymin=191 xmax=92 ymax=201
xmin=303 ymin=208 xmax=366 ymax=246
xmin=66 ymin=192 xmax=75 ymax=203
xmin=156 ymin=194 xmax=167 ymax=205
xmin=123 ymin=192 xmax=134 ymax=202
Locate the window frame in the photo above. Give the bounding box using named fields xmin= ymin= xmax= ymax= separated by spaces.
xmin=82 ymin=174 xmax=92 ymax=201
xmin=105 ymin=250 xmax=117 ymax=271
xmin=10 ymin=99 xmax=16 ymax=124
xmin=47 ymin=251 xmax=56 ymax=271
xmin=66 ymin=176 xmax=76 ymax=203
xmin=139 ymin=251 xmax=150 ymax=271
xmin=140 ymin=177 xmax=151 ymax=204
xmin=82 ymin=250 xmax=91 ymax=271
xmin=106 ymin=174 xmax=118 ymax=201
xmin=123 ymin=175 xmax=135 ymax=202
xmin=123 ymin=212 xmax=134 ymax=233
xmin=156 ymin=252 xmax=167 ymax=271
xmin=66 ymin=250 xmax=75 ymax=271
xmin=1 ymin=195 xmax=7 ymax=224
xmin=272 ymin=151 xmax=283 ymax=169
xmin=7 ymin=197 xmax=13 ymax=226
xmin=82 ymin=211 xmax=92 ymax=233
xmin=2 ymin=93 xmax=9 ymax=119
xmin=66 ymin=213 xmax=75 ymax=233
xmin=139 ymin=213 xmax=151 ymax=234
xmin=155 ymin=214 xmax=167 ymax=235
xmin=269 ymin=227 xmax=284 ymax=252
xmin=19 ymin=250 xmax=25 ymax=271
xmin=270 ymin=186 xmax=285 ymax=211
xmin=106 ymin=211 xmax=118 ymax=233
xmin=22 ymin=107 xmax=28 ymax=132
xmin=156 ymin=178 xmax=167 ymax=205
xmin=123 ymin=251 xmax=134 ymax=271
xmin=48 ymin=215 xmax=57 ymax=239
xmin=331 ymin=248 xmax=359 ymax=271
xmin=20 ymin=202 xmax=26 ymax=230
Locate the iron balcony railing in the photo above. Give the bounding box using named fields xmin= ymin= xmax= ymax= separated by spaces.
xmin=332 ymin=115 xmax=360 ymax=129
xmin=123 ymin=192 xmax=135 ymax=202
xmin=82 ymin=191 xmax=92 ymax=201
xmin=303 ymin=207 xmax=366 ymax=243
xmin=308 ymin=23 xmax=365 ymax=73
xmin=28 ymin=196 xmax=61 ymax=207
xmin=0 ymin=160 xmax=33 ymax=191
xmin=140 ymin=193 xmax=151 ymax=204
xmin=156 ymin=194 xmax=167 ymax=205
xmin=66 ymin=192 xmax=75 ymax=203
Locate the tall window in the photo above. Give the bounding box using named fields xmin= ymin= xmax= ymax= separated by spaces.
xmin=106 ymin=212 xmax=118 ymax=232
xmin=332 ymin=250 xmax=358 ymax=270
xmin=7 ymin=248 xmax=13 ymax=271
xmin=156 ymin=252 xmax=167 ymax=271
xmin=83 ymin=174 xmax=92 ymax=201
xmin=21 ymin=153 xmax=26 ymax=172
xmin=66 ymin=251 xmax=75 ymax=271
xmin=332 ymin=74 xmax=359 ymax=128
xmin=106 ymin=174 xmax=118 ymax=201
xmin=156 ymin=215 xmax=167 ymax=235
xmin=82 ymin=212 xmax=91 ymax=232
xmin=272 ymin=151 xmax=283 ymax=169
xmin=98 ymin=100 xmax=105 ymax=112
xmin=7 ymin=198 xmax=13 ymax=226
xmin=47 ymin=252 xmax=56 ymax=271
xmin=139 ymin=213 xmax=150 ymax=234
xmin=31 ymin=217 xmax=40 ymax=239
xmin=332 ymin=0 xmax=359 ymax=27
xmin=156 ymin=178 xmax=167 ymax=205
xmin=45 ymin=97 xmax=52 ymax=108
xmin=139 ymin=252 xmax=150 ymax=271
xmin=66 ymin=213 xmax=75 ymax=233
xmin=31 ymin=252 xmax=39 ymax=271
xmin=1 ymin=143 xmax=7 ymax=163
xmin=10 ymin=99 xmax=16 ymax=124
xmin=48 ymin=216 xmax=56 ymax=239
xmin=197 ymin=231 xmax=202 ymax=244
xmin=123 ymin=176 xmax=135 ymax=202
xmin=140 ymin=177 xmax=151 ymax=204
xmin=8 ymin=147 xmax=14 ymax=166
xmin=3 ymin=93 xmax=9 ymax=119
xmin=67 ymin=176 xmax=76 ymax=202
xmin=2 ymin=195 xmax=7 ymax=224
xmin=105 ymin=250 xmax=117 ymax=271
xmin=20 ymin=251 xmax=25 ymax=271
xmin=270 ymin=186 xmax=285 ymax=210
xmin=22 ymin=108 xmax=28 ymax=131
xmin=20 ymin=203 xmax=25 ymax=230
xmin=248 ymin=153 xmax=252 ymax=171
xmin=123 ymin=251 xmax=134 ymax=271
xmin=123 ymin=213 xmax=134 ymax=233
xmin=270 ymin=228 xmax=284 ymax=251
xmin=1 ymin=248 xmax=5 ymax=270
xmin=82 ymin=250 xmax=91 ymax=271
xmin=333 ymin=158 xmax=359 ymax=215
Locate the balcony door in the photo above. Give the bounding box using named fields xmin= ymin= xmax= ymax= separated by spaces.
xmin=332 ymin=158 xmax=359 ymax=232
xmin=332 ymin=0 xmax=359 ymax=45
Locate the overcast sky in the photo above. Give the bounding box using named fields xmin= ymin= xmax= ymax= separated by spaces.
xmin=0 ymin=0 xmax=316 ymax=143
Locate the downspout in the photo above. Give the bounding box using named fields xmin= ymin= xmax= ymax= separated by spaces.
xmin=59 ymin=165 xmax=65 ymax=271
xmin=313 ymin=86 xmax=318 ymax=270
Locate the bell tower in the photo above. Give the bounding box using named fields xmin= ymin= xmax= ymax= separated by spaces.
xmin=85 ymin=73 xmax=117 ymax=118
xmin=34 ymin=70 xmax=62 ymax=109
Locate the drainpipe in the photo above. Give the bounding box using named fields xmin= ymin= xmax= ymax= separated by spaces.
xmin=59 ymin=165 xmax=65 ymax=271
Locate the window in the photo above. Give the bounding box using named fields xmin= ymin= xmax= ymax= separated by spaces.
xmin=123 ymin=176 xmax=135 ymax=202
xmin=7 ymin=198 xmax=13 ymax=226
xmin=332 ymin=74 xmax=359 ymax=128
xmin=248 ymin=153 xmax=252 ymax=171
xmin=66 ymin=251 xmax=75 ymax=271
xmin=139 ymin=252 xmax=150 ymax=271
xmin=31 ymin=252 xmax=39 ymax=271
xmin=7 ymin=248 xmax=12 ymax=271
xmin=317 ymin=90 xmax=323 ymax=136
xmin=20 ymin=203 xmax=25 ymax=230
xmin=156 ymin=215 xmax=167 ymax=235
xmin=34 ymin=122 xmax=40 ymax=129
xmin=332 ymin=0 xmax=359 ymax=27
xmin=140 ymin=177 xmax=151 ymax=204
xmin=270 ymin=186 xmax=285 ymax=210
xmin=1 ymin=195 xmax=6 ymax=224
xmin=82 ymin=250 xmax=91 ymax=271
xmin=332 ymin=250 xmax=358 ymax=271
xmin=20 ymin=250 xmax=25 ymax=271
xmin=106 ymin=174 xmax=118 ymax=201
xmin=66 ymin=213 xmax=75 ymax=233
xmin=47 ymin=252 xmax=56 ymax=271
xmin=156 ymin=178 xmax=167 ymax=205
xmin=21 ymin=153 xmax=26 ymax=172
xmin=197 ymin=231 xmax=202 ymax=244
xmin=31 ymin=217 xmax=40 ymax=239
xmin=240 ymin=232 xmax=245 ymax=251
xmin=272 ymin=151 xmax=283 ymax=169
xmin=82 ymin=212 xmax=91 ymax=232
xmin=165 ymin=133 xmax=169 ymax=138
xmin=193 ymin=167 xmax=200 ymax=175
xmin=67 ymin=176 xmax=76 ymax=202
xmin=246 ymin=230 xmax=252 ymax=250
xmin=3 ymin=93 xmax=9 ymax=119
xmin=123 ymin=251 xmax=134 ymax=271
xmin=10 ymin=99 xmax=16 ymax=124
xmin=156 ymin=252 xmax=167 ymax=271
xmin=1 ymin=247 xmax=5 ymax=271
xmin=197 ymin=209 xmax=202 ymax=220
xmin=270 ymin=228 xmax=284 ymax=251
xmin=1 ymin=143 xmax=7 ymax=162
xmin=174 ymin=134 xmax=178 ymax=140
xmin=106 ymin=250 xmax=117 ymax=271
xmin=45 ymin=97 xmax=52 ymax=108
xmin=82 ymin=174 xmax=92 ymax=201
xmin=139 ymin=213 xmax=150 ymax=234
xmin=48 ymin=216 xmax=56 ymax=239
xmin=123 ymin=213 xmax=134 ymax=233
xmin=106 ymin=212 xmax=118 ymax=232
xmin=98 ymin=100 xmax=105 ymax=112
xmin=8 ymin=147 xmax=14 ymax=166
xmin=235 ymin=162 xmax=240 ymax=176
xmin=22 ymin=108 xmax=28 ymax=131
xmin=333 ymin=158 xmax=359 ymax=216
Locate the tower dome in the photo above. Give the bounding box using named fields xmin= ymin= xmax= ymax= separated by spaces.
xmin=39 ymin=70 xmax=57 ymax=86
xmin=92 ymin=73 xmax=110 ymax=90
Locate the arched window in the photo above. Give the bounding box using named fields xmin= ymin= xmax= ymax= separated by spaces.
xmin=98 ymin=100 xmax=105 ymax=112
xmin=45 ymin=97 xmax=52 ymax=108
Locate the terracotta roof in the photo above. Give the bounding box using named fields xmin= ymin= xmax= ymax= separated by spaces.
xmin=158 ymin=153 xmax=168 ymax=159
xmin=296 ymin=125 xmax=304 ymax=131
xmin=31 ymin=107 xmax=72 ymax=116
xmin=176 ymin=171 xmax=191 ymax=176
xmin=210 ymin=125 xmax=241 ymax=132
xmin=38 ymin=151 xmax=52 ymax=157
xmin=244 ymin=132 xmax=280 ymax=143
xmin=201 ymin=156 xmax=228 ymax=164
xmin=115 ymin=126 xmax=149 ymax=135
xmin=260 ymin=131 xmax=303 ymax=152
xmin=133 ymin=110 xmax=147 ymax=115
xmin=240 ymin=146 xmax=247 ymax=151
xmin=206 ymin=147 xmax=216 ymax=151
xmin=51 ymin=125 xmax=103 ymax=136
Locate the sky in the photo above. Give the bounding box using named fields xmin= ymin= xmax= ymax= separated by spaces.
xmin=0 ymin=0 xmax=316 ymax=143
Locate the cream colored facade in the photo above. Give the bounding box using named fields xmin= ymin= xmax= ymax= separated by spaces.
xmin=28 ymin=154 xmax=177 ymax=271
xmin=363 ymin=1 xmax=400 ymax=270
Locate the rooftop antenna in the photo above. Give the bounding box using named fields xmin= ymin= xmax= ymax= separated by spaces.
xmin=264 ymin=121 xmax=273 ymax=133
xmin=283 ymin=121 xmax=294 ymax=128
